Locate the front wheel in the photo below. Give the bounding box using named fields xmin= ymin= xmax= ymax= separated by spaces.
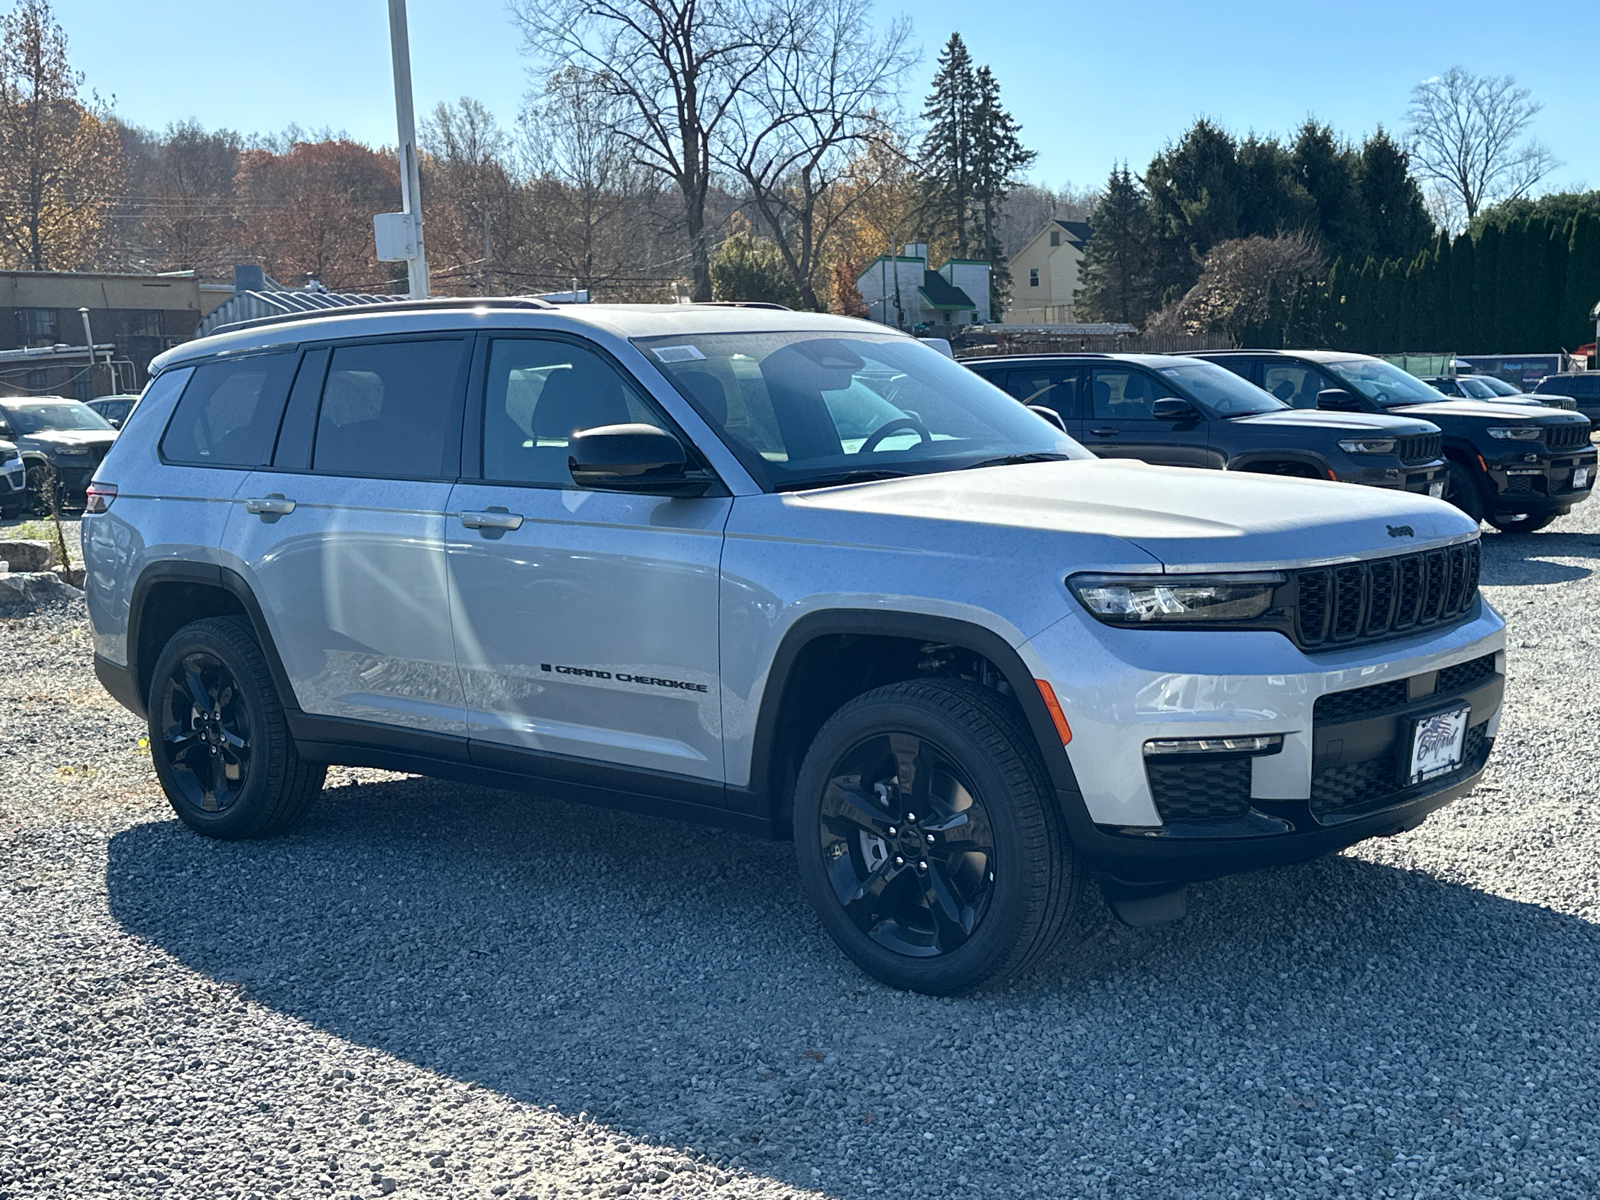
xmin=1443 ymin=460 xmax=1486 ymax=523
xmin=147 ymin=616 xmax=325 ymax=839
xmin=793 ymin=679 xmax=1081 ymax=994
xmin=1489 ymin=512 xmax=1560 ymax=534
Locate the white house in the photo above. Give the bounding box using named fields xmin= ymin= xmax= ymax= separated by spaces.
xmin=855 ymin=244 xmax=991 ymax=330
xmin=1005 ymin=219 xmax=1092 ymax=324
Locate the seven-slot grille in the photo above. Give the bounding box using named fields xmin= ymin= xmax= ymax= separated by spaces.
xmin=1545 ymin=423 xmax=1590 ymax=450
xmin=1293 ymin=541 xmax=1480 ymax=649
xmin=1397 ymin=432 xmax=1442 ymax=462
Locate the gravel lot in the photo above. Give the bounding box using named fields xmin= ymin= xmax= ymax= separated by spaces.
xmin=3 ymin=505 xmax=1600 ymax=1200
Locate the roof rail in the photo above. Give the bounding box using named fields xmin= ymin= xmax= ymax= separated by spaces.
xmin=204 ymin=294 xmax=557 ymax=339
xmin=699 ymin=300 xmax=793 ymax=311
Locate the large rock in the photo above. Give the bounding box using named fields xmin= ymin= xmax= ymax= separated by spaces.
xmin=0 ymin=539 xmax=55 ymax=572
xmin=0 ymin=570 xmax=84 ymax=607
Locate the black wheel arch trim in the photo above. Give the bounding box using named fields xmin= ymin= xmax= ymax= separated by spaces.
xmin=125 ymin=560 xmax=301 ymax=720
xmin=1226 ymin=450 xmax=1331 ymax=477
xmin=744 ymin=609 xmax=1087 ymax=822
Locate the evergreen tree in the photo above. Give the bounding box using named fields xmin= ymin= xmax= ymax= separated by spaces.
xmin=1145 ymin=119 xmax=1244 ymax=299
xmin=1474 ymin=222 xmax=1501 ymax=350
xmin=918 ymin=34 xmax=977 ymax=256
xmin=1538 ymin=219 xmax=1568 ymax=350
xmin=1357 ymin=128 xmax=1433 ymax=262
xmin=1292 ymin=120 xmax=1365 ymax=263
xmin=1559 ymin=214 xmax=1600 ymax=348
xmin=1427 ymin=233 xmax=1453 ymax=350
xmin=969 ymin=65 xmax=1035 ymax=315
xmin=1449 ymin=232 xmax=1475 ymax=352
xmin=1494 ymin=218 xmax=1528 ymax=350
xmin=1075 ymin=163 xmax=1158 ymax=325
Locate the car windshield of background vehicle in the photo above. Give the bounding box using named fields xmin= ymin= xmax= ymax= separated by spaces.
xmin=1455 ymin=377 xmax=1500 ymax=399
xmin=1472 ymin=375 xmax=1521 ymax=397
xmin=635 ymin=332 xmax=1088 ymax=490
xmin=0 ymin=402 xmax=114 ymax=434
xmin=1325 ymin=360 xmax=1442 ymax=407
xmin=1154 ymin=360 xmax=1285 ymax=416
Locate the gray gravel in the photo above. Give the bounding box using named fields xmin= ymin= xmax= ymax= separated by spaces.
xmin=4 ymin=504 xmax=1600 ymax=1199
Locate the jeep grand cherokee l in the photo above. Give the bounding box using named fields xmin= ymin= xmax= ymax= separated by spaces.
xmin=965 ymin=353 xmax=1447 ymax=495
xmin=0 ymin=396 xmax=119 ymax=512
xmin=82 ymin=300 xmax=1506 ymax=994
xmin=1197 ymin=351 xmax=1596 ymax=534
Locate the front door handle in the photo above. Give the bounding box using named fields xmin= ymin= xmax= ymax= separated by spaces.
xmin=460 ymin=508 xmax=524 ymax=531
xmin=244 ymin=494 xmax=296 ymax=516
xmin=1089 ymin=428 xmax=1119 ymax=437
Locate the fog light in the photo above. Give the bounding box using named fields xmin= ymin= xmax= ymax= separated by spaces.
xmin=1143 ymin=735 xmax=1283 ymax=756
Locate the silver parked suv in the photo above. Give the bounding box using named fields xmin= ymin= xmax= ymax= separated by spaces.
xmin=83 ymin=298 xmax=1507 ymax=993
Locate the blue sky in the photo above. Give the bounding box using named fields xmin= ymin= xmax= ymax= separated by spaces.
xmin=51 ymin=0 xmax=1597 ymax=195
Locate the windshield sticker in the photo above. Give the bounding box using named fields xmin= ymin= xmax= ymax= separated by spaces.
xmin=652 ymin=345 xmax=706 ymax=363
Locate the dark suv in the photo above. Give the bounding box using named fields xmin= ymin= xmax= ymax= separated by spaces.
xmin=1532 ymin=373 xmax=1600 ymax=421
xmin=1195 ymin=351 xmax=1597 ymax=533
xmin=0 ymin=396 xmax=119 ymax=512
xmin=964 ymin=353 xmax=1447 ymax=495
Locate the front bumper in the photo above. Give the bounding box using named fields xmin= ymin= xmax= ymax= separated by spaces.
xmin=1333 ymin=460 xmax=1447 ymax=495
xmin=0 ymin=463 xmax=23 ymax=499
xmin=1483 ymin=445 xmax=1597 ymax=515
xmin=1022 ymin=599 xmax=1505 ymax=876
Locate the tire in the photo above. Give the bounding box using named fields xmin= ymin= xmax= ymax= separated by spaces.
xmin=793 ymin=678 xmax=1082 ymax=995
xmin=1444 ymin=460 xmax=1486 ymax=523
xmin=1489 ymin=512 xmax=1560 ymax=534
xmin=146 ymin=616 xmax=325 ymax=839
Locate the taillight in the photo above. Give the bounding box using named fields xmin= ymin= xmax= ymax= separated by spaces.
xmin=85 ymin=482 xmax=117 ymax=514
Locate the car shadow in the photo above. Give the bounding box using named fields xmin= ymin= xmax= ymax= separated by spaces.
xmin=1480 ymin=529 xmax=1599 ymax=586
xmin=106 ymin=775 xmax=1600 ymax=1197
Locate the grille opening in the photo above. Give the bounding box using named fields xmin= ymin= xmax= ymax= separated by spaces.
xmin=1146 ymin=756 xmax=1253 ymax=823
xmin=1293 ymin=542 xmax=1478 ymax=650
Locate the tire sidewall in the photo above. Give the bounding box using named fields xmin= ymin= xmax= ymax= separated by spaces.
xmin=146 ymin=621 xmax=277 ymax=839
xmin=793 ymin=689 xmax=1045 ymax=994
xmin=1446 ymin=460 xmax=1486 ymax=522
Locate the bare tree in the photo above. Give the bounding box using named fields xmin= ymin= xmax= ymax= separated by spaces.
xmin=139 ymin=121 xmax=243 ymax=274
xmin=720 ymin=0 xmax=912 ymax=310
xmin=512 ymin=0 xmax=789 ymax=300
xmin=421 ymin=98 xmax=514 ymax=293
xmin=1405 ymin=66 xmax=1560 ymax=227
xmin=1146 ymin=232 xmax=1324 ymax=340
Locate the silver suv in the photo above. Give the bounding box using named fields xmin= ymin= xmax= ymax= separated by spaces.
xmin=83 ymin=299 xmax=1507 ymax=993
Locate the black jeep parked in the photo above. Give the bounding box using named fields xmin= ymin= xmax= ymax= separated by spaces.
xmin=1531 ymin=372 xmax=1600 ymax=422
xmin=1195 ymin=351 xmax=1597 ymax=534
xmin=963 ymin=353 xmax=1448 ymax=495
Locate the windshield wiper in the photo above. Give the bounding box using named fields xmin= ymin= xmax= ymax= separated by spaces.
xmin=961 ymin=452 xmax=1074 ymax=470
xmin=774 ymin=468 xmax=917 ymax=492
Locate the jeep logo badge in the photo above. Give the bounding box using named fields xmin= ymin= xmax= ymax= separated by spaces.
xmin=1387 ymin=524 xmax=1415 ymax=537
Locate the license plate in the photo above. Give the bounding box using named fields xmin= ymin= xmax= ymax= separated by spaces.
xmin=1575 ymin=467 xmax=1590 ymax=489
xmin=1428 ymin=481 xmax=1445 ymax=498
xmin=1409 ymin=706 xmax=1470 ymax=785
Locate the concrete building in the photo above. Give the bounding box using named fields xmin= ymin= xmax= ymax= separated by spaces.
xmin=0 ymin=270 xmax=228 ymax=398
xmin=855 ymin=244 xmax=990 ymax=331
xmin=1005 ymin=219 xmax=1092 ymax=324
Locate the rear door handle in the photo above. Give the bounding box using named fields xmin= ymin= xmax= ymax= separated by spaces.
xmin=460 ymin=508 xmax=524 ymax=531
xmin=244 ymin=494 xmax=296 ymax=515
xmin=1090 ymin=428 xmax=1119 ymax=437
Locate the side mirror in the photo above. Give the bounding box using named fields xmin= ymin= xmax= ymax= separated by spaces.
xmin=567 ymin=424 xmax=710 ymax=496
xmin=1151 ymin=397 xmax=1197 ymax=421
xmin=1316 ymin=388 xmax=1363 ymax=412
xmin=1027 ymin=404 xmax=1067 ymax=432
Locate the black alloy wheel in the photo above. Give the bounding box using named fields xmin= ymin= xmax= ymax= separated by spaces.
xmin=1444 ymin=460 xmax=1486 ymax=523
xmin=1489 ymin=512 xmax=1559 ymax=534
xmin=794 ymin=679 xmax=1081 ymax=995
xmin=157 ymin=649 xmax=252 ymax=814
xmin=818 ymin=731 xmax=997 ymax=958
xmin=147 ymin=617 xmax=325 ymax=839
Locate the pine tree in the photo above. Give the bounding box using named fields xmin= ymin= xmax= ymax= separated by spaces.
xmin=1559 ymin=214 xmax=1600 ymax=349
xmin=918 ymin=34 xmax=977 ymax=256
xmin=1538 ymin=219 xmax=1567 ymax=350
xmin=1426 ymin=233 xmax=1452 ymax=350
xmin=1076 ymin=163 xmax=1157 ymax=325
xmin=969 ymin=65 xmax=1035 ymax=315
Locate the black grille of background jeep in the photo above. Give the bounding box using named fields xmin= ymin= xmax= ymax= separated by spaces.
xmin=1397 ymin=432 xmax=1442 ymax=463
xmin=1545 ymin=423 xmax=1591 ymax=451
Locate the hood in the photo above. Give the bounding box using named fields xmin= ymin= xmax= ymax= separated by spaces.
xmin=19 ymin=428 xmax=117 ymax=451
xmin=791 ymin=459 xmax=1478 ymax=572
xmin=1230 ymin=409 xmax=1437 ymax=435
xmin=1392 ymin=398 xmax=1579 ymax=423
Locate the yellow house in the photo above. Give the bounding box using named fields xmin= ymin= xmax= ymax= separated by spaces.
xmin=1005 ymin=219 xmax=1091 ymax=324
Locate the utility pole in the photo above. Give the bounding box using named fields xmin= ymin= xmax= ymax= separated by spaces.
xmin=482 ymin=205 xmax=493 ymax=295
xmin=386 ymin=0 xmax=429 ymax=298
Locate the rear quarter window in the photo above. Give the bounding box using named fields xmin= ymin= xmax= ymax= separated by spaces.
xmin=160 ymin=353 xmax=297 ymax=468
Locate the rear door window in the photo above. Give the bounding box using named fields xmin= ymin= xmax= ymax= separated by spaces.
xmin=1000 ymin=366 xmax=1078 ymax=417
xmin=160 ymin=352 xmax=297 ymax=467
xmin=1088 ymin=368 xmax=1178 ymax=419
xmin=311 ymin=339 xmax=468 ymax=479
xmin=1260 ymin=363 xmax=1325 ymax=408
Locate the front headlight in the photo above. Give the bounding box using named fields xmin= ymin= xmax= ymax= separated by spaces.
xmin=1486 ymin=426 xmax=1541 ymax=441
xmin=1337 ymin=438 xmax=1397 ymax=455
xmin=1068 ymin=572 xmax=1286 ymax=625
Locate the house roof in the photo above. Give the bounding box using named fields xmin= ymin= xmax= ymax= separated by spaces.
xmin=1052 ymin=219 xmax=1093 ymax=246
xmin=919 ymin=270 xmax=977 ymax=311
xmin=196 ymin=288 xmax=407 ymax=337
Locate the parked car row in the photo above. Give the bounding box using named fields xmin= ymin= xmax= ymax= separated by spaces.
xmin=0 ymin=396 xmax=123 ymax=515
xmin=964 ymin=348 xmax=1594 ymax=535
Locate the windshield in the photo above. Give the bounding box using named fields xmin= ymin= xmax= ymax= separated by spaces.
xmin=1154 ymin=360 xmax=1285 ymax=416
xmin=635 ymin=331 xmax=1087 ymax=490
xmin=1324 ymin=360 xmax=1443 ymax=408
xmin=0 ymin=401 xmax=114 ymax=433
xmin=1473 ymin=375 xmax=1521 ymax=396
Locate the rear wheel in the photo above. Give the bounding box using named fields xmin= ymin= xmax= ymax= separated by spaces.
xmin=1443 ymin=460 xmax=1486 ymax=523
xmin=1489 ymin=512 xmax=1560 ymax=534
xmin=793 ymin=679 xmax=1081 ymax=995
xmin=147 ymin=616 xmax=325 ymax=839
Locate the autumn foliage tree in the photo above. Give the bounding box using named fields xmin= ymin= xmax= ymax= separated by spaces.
xmin=0 ymin=0 xmax=124 ymax=270
xmin=234 ymin=139 xmax=401 ymax=290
